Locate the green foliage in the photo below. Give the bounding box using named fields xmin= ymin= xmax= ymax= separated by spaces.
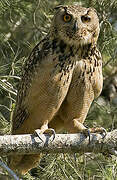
xmin=0 ymin=0 xmax=117 ymax=179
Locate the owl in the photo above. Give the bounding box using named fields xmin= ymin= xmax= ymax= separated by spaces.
xmin=8 ymin=5 xmax=106 ymax=175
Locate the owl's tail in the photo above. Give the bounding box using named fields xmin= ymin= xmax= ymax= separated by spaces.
xmin=8 ymin=154 xmax=41 ymax=175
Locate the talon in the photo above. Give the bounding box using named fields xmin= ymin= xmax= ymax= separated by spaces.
xmin=83 ymin=128 xmax=91 ymax=144
xmin=44 ymin=128 xmax=56 ymax=141
xmin=100 ymin=127 xmax=107 ymax=139
xmin=87 ymin=129 xmax=91 ymax=143
xmin=34 ymin=129 xmax=44 ymax=142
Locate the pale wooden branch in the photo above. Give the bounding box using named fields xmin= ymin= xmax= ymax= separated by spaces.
xmin=0 ymin=130 xmax=117 ymax=156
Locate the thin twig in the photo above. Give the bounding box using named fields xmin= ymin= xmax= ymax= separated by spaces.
xmin=33 ymin=0 xmax=43 ymax=34
xmin=0 ymin=160 xmax=19 ymax=180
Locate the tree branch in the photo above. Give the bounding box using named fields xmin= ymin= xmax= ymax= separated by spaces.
xmin=0 ymin=130 xmax=117 ymax=156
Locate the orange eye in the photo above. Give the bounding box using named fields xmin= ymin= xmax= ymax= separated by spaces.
xmin=81 ymin=16 xmax=91 ymax=23
xmin=63 ymin=14 xmax=72 ymax=22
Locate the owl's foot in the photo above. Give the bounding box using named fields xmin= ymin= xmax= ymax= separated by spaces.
xmin=43 ymin=128 xmax=56 ymax=141
xmin=89 ymin=127 xmax=107 ymax=138
xmin=35 ymin=128 xmax=56 ymax=142
xmin=82 ymin=127 xmax=107 ymax=143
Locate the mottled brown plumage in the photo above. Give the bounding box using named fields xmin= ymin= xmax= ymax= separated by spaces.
xmin=8 ymin=5 xmax=105 ymax=174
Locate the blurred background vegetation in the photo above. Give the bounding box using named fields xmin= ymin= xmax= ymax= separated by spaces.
xmin=0 ymin=0 xmax=117 ymax=179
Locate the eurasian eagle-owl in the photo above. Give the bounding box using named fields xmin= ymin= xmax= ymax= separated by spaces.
xmin=8 ymin=5 xmax=105 ymax=175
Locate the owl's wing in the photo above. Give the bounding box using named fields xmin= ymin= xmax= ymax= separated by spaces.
xmin=12 ymin=37 xmax=50 ymax=132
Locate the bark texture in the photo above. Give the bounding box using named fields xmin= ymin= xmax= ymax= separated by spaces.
xmin=0 ymin=130 xmax=117 ymax=156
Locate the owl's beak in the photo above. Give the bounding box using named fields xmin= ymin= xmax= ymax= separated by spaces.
xmin=73 ymin=20 xmax=78 ymax=33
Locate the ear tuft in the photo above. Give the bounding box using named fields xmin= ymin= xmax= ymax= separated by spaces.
xmin=54 ymin=5 xmax=63 ymax=10
xmin=54 ymin=5 xmax=67 ymax=12
xmin=87 ymin=7 xmax=97 ymax=14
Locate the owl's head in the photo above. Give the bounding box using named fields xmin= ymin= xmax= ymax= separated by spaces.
xmin=50 ymin=5 xmax=100 ymax=47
